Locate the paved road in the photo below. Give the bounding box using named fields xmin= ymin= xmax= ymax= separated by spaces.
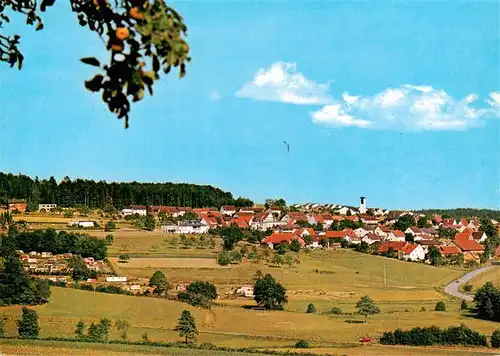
xmin=444 ymin=265 xmax=494 ymax=301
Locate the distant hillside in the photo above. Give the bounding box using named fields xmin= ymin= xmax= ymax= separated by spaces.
xmin=0 ymin=172 xmax=253 ymax=210
xmin=416 ymin=208 xmax=500 ymax=220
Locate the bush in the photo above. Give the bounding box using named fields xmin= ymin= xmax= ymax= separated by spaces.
xmin=491 ymin=330 xmax=500 ymax=348
xmin=435 ymin=301 xmax=446 ymax=311
xmin=460 ymin=300 xmax=468 ymax=310
xmin=295 ymin=340 xmax=309 ymax=348
xmin=118 ymin=254 xmax=130 ymax=263
xmin=463 ymin=283 xmax=473 ymax=292
xmin=328 ymin=307 xmax=343 ymax=315
xmin=79 ymin=284 xmax=95 ymax=292
xmin=18 ymin=308 xmax=40 ymax=339
xmin=105 ymin=221 xmax=116 ymax=232
xmin=305 ymin=303 xmax=316 ymax=314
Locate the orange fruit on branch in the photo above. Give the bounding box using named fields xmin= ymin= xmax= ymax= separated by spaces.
xmin=130 ymin=7 xmax=145 ymax=20
xmin=115 ymin=27 xmax=130 ymax=41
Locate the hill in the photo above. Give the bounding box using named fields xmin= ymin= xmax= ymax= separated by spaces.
xmin=0 ymin=172 xmax=252 ymax=210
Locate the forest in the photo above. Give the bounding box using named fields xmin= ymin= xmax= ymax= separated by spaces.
xmin=0 ymin=173 xmax=253 ymax=210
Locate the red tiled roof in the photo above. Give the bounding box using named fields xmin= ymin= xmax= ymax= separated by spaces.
xmin=262 ymin=233 xmax=305 ymax=246
xmin=408 ymin=226 xmax=421 ymax=233
xmin=418 ymin=239 xmax=440 ymax=245
xmin=379 ymin=241 xmax=408 ymax=253
xmin=363 ymin=232 xmax=380 ymax=240
xmin=377 ymin=225 xmax=391 ymax=233
xmin=345 ymin=216 xmax=359 ymax=222
xmin=455 ymin=231 xmax=473 ymax=241
xmin=472 ymin=232 xmax=485 ymax=240
xmin=403 ymin=243 xmax=420 ymax=255
xmin=392 ymin=230 xmax=405 ymax=238
xmin=453 ymin=238 xmax=484 ymax=252
xmin=322 ymin=213 xmax=334 ymax=220
xmin=440 ymin=245 xmax=462 ymax=255
xmin=288 ymin=212 xmax=307 ymax=221
xmin=314 ymin=215 xmax=325 ymax=223
xmin=324 ymin=230 xmax=346 ymax=239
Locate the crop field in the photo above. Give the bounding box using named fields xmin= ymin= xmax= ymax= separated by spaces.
xmin=466 ymin=266 xmax=500 ymax=290
xmin=110 ymin=257 xmax=222 ymax=269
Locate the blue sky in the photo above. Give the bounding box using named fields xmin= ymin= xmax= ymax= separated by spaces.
xmin=1 ymin=1 xmax=499 ymax=210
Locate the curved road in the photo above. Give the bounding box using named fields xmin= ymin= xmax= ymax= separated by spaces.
xmin=444 ymin=265 xmax=494 ymax=301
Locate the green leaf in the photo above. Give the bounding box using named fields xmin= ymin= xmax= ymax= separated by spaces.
xmin=84 ymin=75 xmax=104 ymax=92
xmin=152 ymin=55 xmax=160 ymax=73
xmin=80 ymin=57 xmax=101 ymax=67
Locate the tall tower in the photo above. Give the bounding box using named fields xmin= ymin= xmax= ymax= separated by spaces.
xmin=360 ymin=196 xmax=367 ymax=214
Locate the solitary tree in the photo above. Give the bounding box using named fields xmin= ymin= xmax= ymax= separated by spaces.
xmin=289 ymin=239 xmax=301 ymax=252
xmin=0 ymin=0 xmax=191 ymax=128
xmin=105 ymin=221 xmax=116 ymax=232
xmin=175 ymin=310 xmax=198 ymax=344
xmin=75 ymin=320 xmax=86 ymax=339
xmin=253 ymin=273 xmax=288 ymax=310
xmin=68 ymin=255 xmax=89 ymax=283
xmin=306 ymin=303 xmax=316 ymax=314
xmin=435 ymin=301 xmax=446 ymax=311
xmin=149 ymin=271 xmax=171 ymax=296
xmin=18 ymin=307 xmax=40 ymax=339
xmin=115 ymin=319 xmax=130 ymax=340
xmin=356 ymin=295 xmax=380 ymax=323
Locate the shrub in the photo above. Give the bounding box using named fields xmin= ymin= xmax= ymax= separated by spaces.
xmin=306 ymin=303 xmax=316 ymax=314
xmin=460 ymin=300 xmax=468 ymax=310
xmin=79 ymin=284 xmax=95 ymax=292
xmin=105 ymin=221 xmax=116 ymax=232
xmin=463 ymin=283 xmax=473 ymax=292
xmin=435 ymin=301 xmax=446 ymax=311
xmin=295 ymin=340 xmax=309 ymax=348
xmin=217 ymin=251 xmax=231 ymax=266
xmin=491 ymin=330 xmax=500 ymax=348
xmin=0 ymin=316 xmax=5 ymax=338
xmin=118 ymin=254 xmax=130 ymax=263
xmin=328 ymin=307 xmax=343 ymax=315
xmin=18 ymin=308 xmax=39 ymax=339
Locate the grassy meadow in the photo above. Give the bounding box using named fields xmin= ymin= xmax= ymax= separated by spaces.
xmin=3 ymin=222 xmax=500 ymax=355
xmin=466 ymin=266 xmax=500 ymax=291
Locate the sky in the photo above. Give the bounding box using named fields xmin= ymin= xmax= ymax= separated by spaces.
xmin=0 ymin=1 xmax=499 ymax=210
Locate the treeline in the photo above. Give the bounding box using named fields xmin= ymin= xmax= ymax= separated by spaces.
xmin=416 ymin=208 xmax=500 ymax=220
xmin=0 ymin=172 xmax=253 ymax=210
xmin=4 ymin=228 xmax=107 ymax=260
xmin=380 ymin=324 xmax=487 ymax=346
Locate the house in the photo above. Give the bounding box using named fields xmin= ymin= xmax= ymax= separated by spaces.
xmin=355 ymin=227 xmax=370 ymax=237
xmin=374 ymin=225 xmax=391 ymax=238
xmin=344 ymin=215 xmax=360 ymax=223
xmin=417 ymin=239 xmax=441 ymax=253
xmin=220 ymin=205 xmax=236 ymax=216
xmin=378 ymin=241 xmax=409 ymax=258
xmin=261 ymin=232 xmax=305 ymax=249
xmin=362 ymin=232 xmax=381 ymax=245
xmin=236 ymin=285 xmax=254 ymax=298
xmin=452 ymin=233 xmax=485 ymax=261
xmin=322 ymin=213 xmax=334 ymax=227
xmin=306 ymin=235 xmax=322 ymax=248
xmin=402 ymin=244 xmax=425 ymax=261
xmin=308 ymin=214 xmax=325 ymax=226
xmin=231 ymin=216 xmax=250 ymax=229
xmin=238 ymin=207 xmax=255 ymax=214
xmin=161 ymin=220 xmax=210 ymax=234
xmin=250 ymin=212 xmax=283 ymax=231
xmin=472 ymin=231 xmax=488 ymax=243
xmin=295 ymin=228 xmax=315 ymax=237
xmin=8 ymin=199 xmax=27 ymax=213
xmin=38 ymin=203 xmax=57 ymax=212
xmin=346 ymin=234 xmax=362 ymax=245
xmin=200 ymin=215 xmax=219 ymax=229
xmin=420 ymin=228 xmax=438 ymax=237
xmin=67 ymin=221 xmax=96 ymax=228
xmin=337 ymin=206 xmax=357 ymax=215
xmin=405 ymin=226 xmax=422 ymax=236
xmin=439 ymin=245 xmax=462 ymax=257
xmin=106 ymin=276 xmax=127 ymax=282
xmin=121 ymin=205 xmax=147 ymax=216
xmin=359 ymin=214 xmax=378 ymax=225
xmin=281 ymin=212 xmax=308 ymax=224
xmin=387 ymin=230 xmax=405 ymax=242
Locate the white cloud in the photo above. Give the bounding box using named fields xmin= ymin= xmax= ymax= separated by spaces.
xmin=236 ymin=62 xmax=332 ymax=105
xmin=209 ymin=91 xmax=221 ymax=101
xmin=311 ymin=85 xmax=500 ymax=131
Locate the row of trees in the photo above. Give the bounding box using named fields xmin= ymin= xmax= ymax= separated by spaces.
xmin=0 ymin=173 xmax=252 ymax=210
xmin=4 ymin=227 xmax=108 ymax=260
xmin=380 ymin=324 xmax=488 ymax=346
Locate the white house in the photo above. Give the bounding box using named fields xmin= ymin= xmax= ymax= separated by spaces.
xmin=121 ymin=205 xmax=147 ymax=216
xmin=337 ymin=206 xmax=357 ymax=215
xmin=250 ymin=212 xmax=283 ymax=231
xmin=220 ymin=205 xmax=236 ymax=216
xmin=374 ymin=225 xmax=391 ymax=238
xmin=67 ymin=221 xmax=96 ymax=228
xmin=38 ymin=203 xmax=57 ymax=211
xmin=472 ymin=231 xmax=488 ymax=243
xmin=404 ymin=226 xmax=422 ymax=236
xmin=354 ymin=227 xmax=370 ymax=237
xmin=387 ymin=230 xmax=406 ymax=242
xmin=161 ymin=220 xmax=210 ymax=234
xmin=402 ymin=244 xmax=425 ymax=261
xmin=362 ymin=233 xmax=381 ymax=245
xmin=106 ymin=276 xmax=127 ymax=282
